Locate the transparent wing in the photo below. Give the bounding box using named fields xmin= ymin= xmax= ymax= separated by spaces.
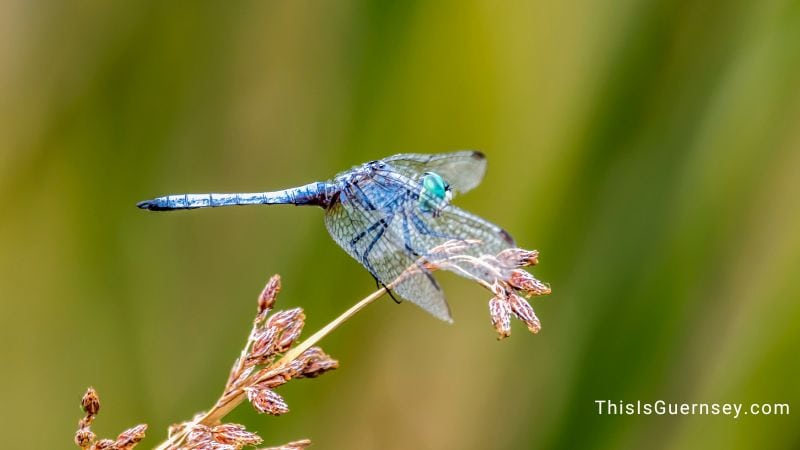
xmin=382 ymin=151 xmax=487 ymax=194
xmin=370 ymin=167 xmax=516 ymax=282
xmin=401 ymin=203 xmax=515 ymax=282
xmin=324 ymin=188 xmax=453 ymax=322
xmin=323 ymin=164 xmax=513 ymax=323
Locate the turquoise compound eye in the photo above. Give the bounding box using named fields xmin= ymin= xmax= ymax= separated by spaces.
xmin=419 ymin=172 xmax=450 ymax=214
xmin=422 ymin=172 xmax=447 ymax=200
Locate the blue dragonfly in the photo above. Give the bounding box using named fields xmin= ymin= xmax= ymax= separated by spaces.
xmin=138 ymin=151 xmax=514 ymax=322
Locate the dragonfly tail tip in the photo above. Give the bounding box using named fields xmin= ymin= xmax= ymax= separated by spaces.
xmin=136 ymin=200 xmax=161 ymax=211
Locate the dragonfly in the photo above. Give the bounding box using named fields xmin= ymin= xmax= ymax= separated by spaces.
xmin=138 ymin=151 xmax=514 ymax=322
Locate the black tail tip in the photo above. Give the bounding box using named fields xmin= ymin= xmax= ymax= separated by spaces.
xmin=137 ymin=200 xmax=160 ymax=210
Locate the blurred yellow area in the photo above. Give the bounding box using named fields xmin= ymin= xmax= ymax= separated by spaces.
xmin=1 ymin=1 xmax=798 ymax=449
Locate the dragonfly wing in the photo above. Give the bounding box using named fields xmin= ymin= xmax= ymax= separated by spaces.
xmin=324 ymin=195 xmax=453 ymax=322
xmin=372 ymin=167 xmax=514 ymax=253
xmin=382 ymin=151 xmax=487 ymax=194
xmin=400 ymin=203 xmax=516 ymax=283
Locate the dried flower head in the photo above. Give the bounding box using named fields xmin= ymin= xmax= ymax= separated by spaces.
xmin=246 ymin=386 xmax=290 ymax=415
xmin=506 ymin=289 xmax=541 ymax=334
xmin=215 ymin=278 xmax=339 ymax=422
xmin=77 ymin=251 xmax=549 ymax=449
xmin=423 ymin=241 xmax=551 ymax=339
xmin=74 ymin=388 xmax=148 ymax=450
xmin=249 ymin=327 xmax=279 ymax=364
xmin=75 ymin=429 xmax=95 ymax=448
xmin=114 ymin=424 xmax=147 ymax=450
xmin=73 ymin=277 xmax=342 ymax=449
xmin=292 ymin=347 xmax=339 ymax=379
xmin=508 ymin=269 xmax=551 ymax=297
xmin=185 ymin=423 xmax=214 ymax=446
xmin=497 ymin=248 xmax=539 ymax=267
xmin=488 ymin=297 xmax=512 ymax=338
xmin=81 ymin=387 xmax=101 ymax=418
xmin=258 ymin=275 xmax=282 ymax=319
xmin=265 ymin=308 xmax=306 ymax=354
xmin=212 ymin=423 xmax=263 ymax=447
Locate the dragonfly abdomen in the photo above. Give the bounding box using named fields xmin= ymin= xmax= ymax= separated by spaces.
xmin=137 ymin=182 xmax=335 ymax=211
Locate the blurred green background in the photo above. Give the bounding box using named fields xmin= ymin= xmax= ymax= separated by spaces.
xmin=1 ymin=1 xmax=799 ymax=449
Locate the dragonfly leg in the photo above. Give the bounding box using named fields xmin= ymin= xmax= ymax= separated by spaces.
xmin=375 ymin=277 xmax=402 ymax=304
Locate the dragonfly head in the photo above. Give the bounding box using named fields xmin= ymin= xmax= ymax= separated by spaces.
xmin=419 ymin=171 xmax=452 ymax=216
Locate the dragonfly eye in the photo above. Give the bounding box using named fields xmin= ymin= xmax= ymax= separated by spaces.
xmin=419 ymin=172 xmax=450 ymax=214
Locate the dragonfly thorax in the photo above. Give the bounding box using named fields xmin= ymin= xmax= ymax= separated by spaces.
xmin=419 ymin=172 xmax=452 ymax=216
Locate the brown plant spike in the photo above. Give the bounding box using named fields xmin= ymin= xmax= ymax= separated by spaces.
xmin=73 ymin=387 xmax=148 ymax=450
xmin=152 ymin=275 xmax=339 ymax=449
xmin=74 ymin=240 xmax=552 ymax=448
xmin=421 ymin=241 xmax=551 ymax=339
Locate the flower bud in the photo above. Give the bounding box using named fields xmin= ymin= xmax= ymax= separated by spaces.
xmin=81 ymin=387 xmax=100 ymax=417
xmin=258 ymin=275 xmax=282 ymax=316
xmin=489 ymin=297 xmax=512 ymax=339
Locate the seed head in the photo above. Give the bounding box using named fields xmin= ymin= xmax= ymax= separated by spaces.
xmin=74 ymin=429 xmax=95 ymax=448
xmin=488 ymin=297 xmax=512 ymax=339
xmin=291 ymin=347 xmax=339 ymax=379
xmin=508 ymin=269 xmax=551 ymax=297
xmin=185 ymin=424 xmax=213 ymax=446
xmin=258 ymin=275 xmax=282 ymax=318
xmin=507 ymin=291 xmax=541 ymax=334
xmin=425 ymin=244 xmax=550 ymax=338
xmin=212 ymin=423 xmax=263 ymax=446
xmin=246 ymin=387 xmax=289 ymax=415
xmin=81 ymin=387 xmax=101 ymax=417
xmin=265 ymin=308 xmax=305 ymax=354
xmin=114 ymin=424 xmax=147 ymax=450
xmin=497 ymin=248 xmax=539 ymax=267
xmin=249 ymin=327 xmax=279 ymax=363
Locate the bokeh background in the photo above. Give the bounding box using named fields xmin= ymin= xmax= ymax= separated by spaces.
xmin=1 ymin=1 xmax=799 ymax=449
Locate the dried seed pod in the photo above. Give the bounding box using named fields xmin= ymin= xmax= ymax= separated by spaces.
xmin=114 ymin=424 xmax=147 ymax=450
xmin=489 ymin=297 xmax=512 ymax=339
xmin=258 ymin=275 xmax=282 ymax=318
xmin=185 ymin=424 xmax=213 ymax=445
xmin=294 ymin=347 xmax=339 ymax=379
xmin=507 ymin=291 xmax=541 ymax=334
xmin=75 ymin=428 xmax=95 ymax=449
xmin=247 ymin=387 xmax=290 ymax=415
xmin=496 ymin=248 xmax=539 ymax=268
xmin=212 ymin=423 xmax=262 ymax=446
xmin=249 ymin=328 xmax=279 ymax=362
xmin=81 ymin=387 xmax=101 ymax=417
xmin=507 ymin=270 xmax=550 ymax=297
